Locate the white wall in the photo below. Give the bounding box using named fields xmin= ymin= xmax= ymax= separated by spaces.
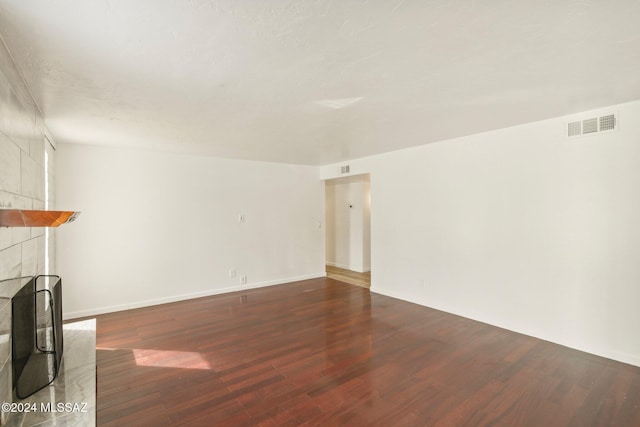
xmin=322 ymin=100 xmax=640 ymax=367
xmin=325 ymin=176 xmax=371 ymax=272
xmin=324 ymin=183 xmax=338 ymax=266
xmin=362 ymin=180 xmax=371 ymax=272
xmin=56 ymin=143 xmax=325 ymax=318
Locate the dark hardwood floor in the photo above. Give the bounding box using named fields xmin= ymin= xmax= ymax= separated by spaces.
xmin=93 ymin=278 xmax=640 ymax=426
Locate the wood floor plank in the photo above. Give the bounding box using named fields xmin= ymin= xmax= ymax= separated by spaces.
xmin=91 ymin=278 xmax=640 ymax=426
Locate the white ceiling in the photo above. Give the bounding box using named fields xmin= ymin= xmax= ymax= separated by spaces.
xmin=1 ymin=0 xmax=640 ymax=165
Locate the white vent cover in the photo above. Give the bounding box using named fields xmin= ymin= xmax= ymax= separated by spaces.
xmin=599 ymin=114 xmax=616 ymax=131
xmin=340 ymin=165 xmax=350 ymax=174
xmin=568 ymin=121 xmax=581 ymax=137
xmin=567 ymin=113 xmax=617 ymax=138
xmin=582 ymin=118 xmax=598 ymax=134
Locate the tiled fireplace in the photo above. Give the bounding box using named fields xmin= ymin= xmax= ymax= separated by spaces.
xmin=0 ymin=12 xmax=95 ymax=427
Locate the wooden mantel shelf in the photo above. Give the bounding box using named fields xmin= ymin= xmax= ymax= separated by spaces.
xmin=0 ymin=209 xmax=80 ymax=227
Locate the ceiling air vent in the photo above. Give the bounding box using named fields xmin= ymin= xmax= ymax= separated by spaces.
xmin=340 ymin=165 xmax=350 ymax=174
xmin=567 ymin=113 xmax=617 ymax=138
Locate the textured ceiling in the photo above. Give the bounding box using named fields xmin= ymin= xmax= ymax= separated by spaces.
xmin=1 ymin=0 xmax=640 ymax=165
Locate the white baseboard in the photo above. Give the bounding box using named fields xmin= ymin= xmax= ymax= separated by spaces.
xmin=64 ymin=272 xmax=327 ymax=320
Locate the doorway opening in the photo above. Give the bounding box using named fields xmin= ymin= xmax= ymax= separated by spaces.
xmin=325 ymin=174 xmax=371 ymax=288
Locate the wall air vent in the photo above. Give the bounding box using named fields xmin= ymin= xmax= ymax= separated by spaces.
xmin=567 ymin=113 xmax=617 ymax=138
xmin=599 ymin=114 xmax=616 ymax=131
xmin=340 ymin=165 xmax=350 ymax=174
xmin=568 ymin=121 xmax=581 ymax=137
xmin=582 ymin=118 xmax=598 ymax=134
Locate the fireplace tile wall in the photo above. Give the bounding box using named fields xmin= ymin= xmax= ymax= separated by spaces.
xmin=0 ymin=41 xmax=56 ymax=279
xmin=0 ymin=31 xmax=58 ymax=425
